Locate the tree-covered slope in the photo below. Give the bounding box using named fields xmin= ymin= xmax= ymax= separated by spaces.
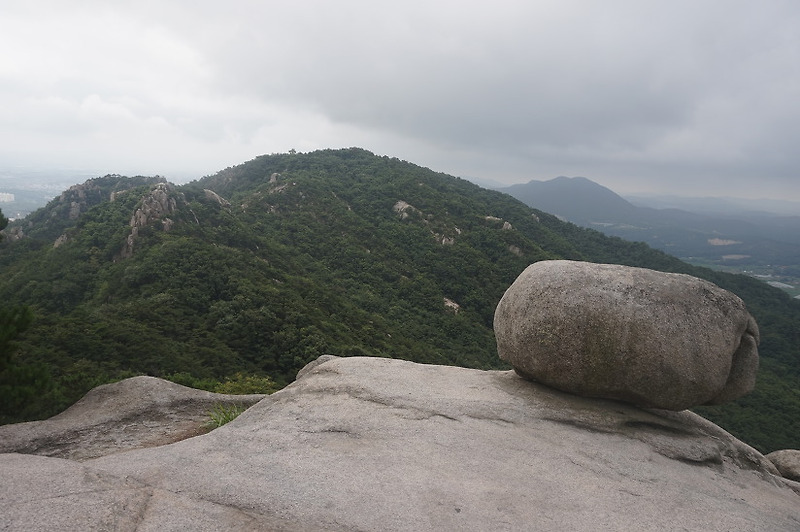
xmin=1 ymin=148 xmax=798 ymax=453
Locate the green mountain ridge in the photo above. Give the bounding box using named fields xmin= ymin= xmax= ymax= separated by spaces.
xmin=1 ymin=148 xmax=798 ymax=453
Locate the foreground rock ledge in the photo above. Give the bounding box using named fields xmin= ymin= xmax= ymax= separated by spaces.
xmin=2 ymin=357 xmax=799 ymax=531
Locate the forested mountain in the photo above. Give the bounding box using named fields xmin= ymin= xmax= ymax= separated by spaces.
xmin=1 ymin=148 xmax=798 ymax=453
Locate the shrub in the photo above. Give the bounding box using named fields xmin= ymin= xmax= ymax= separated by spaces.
xmin=206 ymin=403 xmax=247 ymax=428
xmin=213 ymin=372 xmax=280 ymax=395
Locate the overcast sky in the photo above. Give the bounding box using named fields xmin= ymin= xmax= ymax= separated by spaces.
xmin=1 ymin=1 xmax=799 ymax=201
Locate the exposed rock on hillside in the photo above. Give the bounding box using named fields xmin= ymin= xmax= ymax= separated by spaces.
xmin=129 ymin=183 xmax=178 ymax=229
xmin=59 ymin=175 xmax=168 ymax=224
xmin=495 ymin=260 xmax=759 ymax=410
xmin=120 ymin=183 xmax=182 ymax=258
xmin=392 ymin=199 xmax=418 ymax=219
xmin=1 ymin=357 xmax=798 ymax=531
xmin=203 ymin=188 xmax=231 ymax=208
xmin=5 ymin=175 xmax=167 ymax=245
xmin=59 ymin=180 xmax=116 ymax=220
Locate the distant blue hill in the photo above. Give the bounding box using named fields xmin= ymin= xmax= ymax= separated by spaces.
xmin=498 ymin=176 xmax=800 ymax=277
xmin=500 ymin=176 xmax=639 ymax=222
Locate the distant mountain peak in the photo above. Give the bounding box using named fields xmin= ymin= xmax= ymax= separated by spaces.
xmin=552 ymin=175 xmax=591 ymax=182
xmin=500 ymin=176 xmax=637 ymax=222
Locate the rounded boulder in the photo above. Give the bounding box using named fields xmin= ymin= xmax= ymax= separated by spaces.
xmin=494 ymin=260 xmax=759 ymax=410
xmin=765 ymin=449 xmax=800 ymax=482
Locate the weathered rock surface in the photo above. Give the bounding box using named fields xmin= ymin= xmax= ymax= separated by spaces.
xmin=203 ymin=188 xmax=231 ymax=207
xmin=2 ymin=357 xmax=798 ymax=531
xmin=767 ymin=449 xmax=800 ymax=482
xmin=494 ymin=260 xmax=759 ymax=410
xmin=0 ymin=376 xmax=264 ymax=461
xmin=120 ymin=183 xmax=181 ymax=258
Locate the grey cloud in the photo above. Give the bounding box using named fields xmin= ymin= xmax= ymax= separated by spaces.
xmin=1 ymin=1 xmax=799 ymax=200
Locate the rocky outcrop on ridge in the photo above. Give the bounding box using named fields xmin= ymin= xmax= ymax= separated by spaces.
xmin=1 ymin=357 xmax=798 ymax=531
xmin=58 ymin=179 xmax=128 ymax=221
xmin=5 ymin=175 xmax=167 ymax=245
xmin=495 ymin=260 xmax=759 ymax=410
xmin=120 ymin=183 xmax=182 ymax=258
xmin=128 ymin=183 xmax=178 ymax=229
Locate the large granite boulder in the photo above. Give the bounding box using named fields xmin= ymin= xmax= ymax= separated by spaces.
xmin=494 ymin=260 xmax=759 ymax=410
xmin=1 ymin=357 xmax=798 ymax=531
xmin=767 ymin=449 xmax=800 ymax=482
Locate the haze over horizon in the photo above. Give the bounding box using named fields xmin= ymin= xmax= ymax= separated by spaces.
xmin=2 ymin=1 xmax=799 ymax=202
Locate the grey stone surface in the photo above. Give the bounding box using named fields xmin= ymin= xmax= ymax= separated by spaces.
xmin=0 ymin=376 xmax=264 ymax=461
xmin=494 ymin=260 xmax=759 ymax=410
xmin=2 ymin=357 xmax=798 ymax=531
xmin=295 ymin=353 xmax=340 ymax=380
xmin=0 ymin=453 xmax=307 ymax=531
xmin=767 ymin=449 xmax=800 ymax=482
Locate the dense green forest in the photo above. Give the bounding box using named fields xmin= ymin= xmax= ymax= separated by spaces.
xmin=1 ymin=148 xmax=798 ymax=453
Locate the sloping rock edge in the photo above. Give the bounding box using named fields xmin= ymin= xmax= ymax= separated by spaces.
xmin=0 ymin=375 xmax=265 ymax=461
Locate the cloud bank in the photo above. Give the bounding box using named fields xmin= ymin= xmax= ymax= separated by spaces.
xmin=1 ymin=1 xmax=798 ymax=199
